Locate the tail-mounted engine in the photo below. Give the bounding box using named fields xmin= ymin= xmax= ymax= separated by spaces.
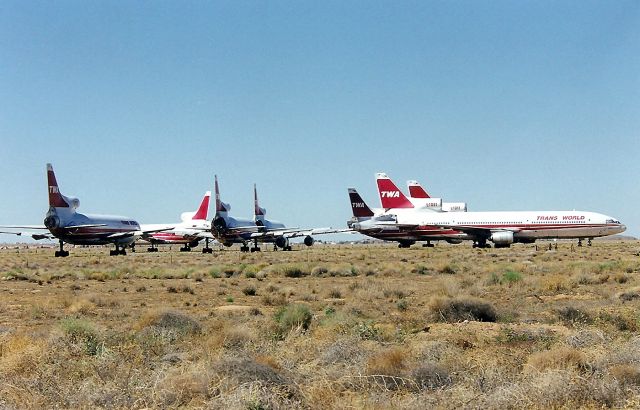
xmin=212 ymin=216 xmax=228 ymax=234
xmin=44 ymin=208 xmax=60 ymax=230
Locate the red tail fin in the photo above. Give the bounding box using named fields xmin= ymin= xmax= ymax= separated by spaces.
xmin=348 ymin=188 xmax=374 ymax=217
xmin=407 ymin=180 xmax=430 ymax=198
xmin=192 ymin=191 xmax=211 ymax=220
xmin=375 ymin=173 xmax=413 ymax=209
xmin=47 ymin=163 xmax=69 ymax=208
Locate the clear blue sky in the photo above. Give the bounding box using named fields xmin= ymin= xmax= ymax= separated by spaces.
xmin=1 ymin=1 xmax=639 ymax=240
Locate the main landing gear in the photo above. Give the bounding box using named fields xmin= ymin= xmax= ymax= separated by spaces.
xmin=109 ymin=244 xmax=127 ymax=256
xmin=250 ymin=239 xmax=261 ymax=253
xmin=578 ymin=238 xmax=593 ymax=247
xmin=54 ymin=240 xmax=69 ymax=257
xmin=472 ymin=239 xmax=492 ymax=249
xmin=422 ymin=241 xmax=435 ymax=248
xmin=202 ymin=238 xmax=213 ymax=254
xmin=147 ymin=243 xmax=159 ymax=252
xmin=179 ymin=244 xmax=192 ymax=252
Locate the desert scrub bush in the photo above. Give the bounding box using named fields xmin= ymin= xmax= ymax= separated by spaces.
xmin=396 ymin=299 xmax=408 ymax=311
xmin=525 ymin=347 xmax=588 ymax=373
xmin=438 ymin=263 xmax=458 ymax=275
xmin=619 ymin=288 xmax=640 ymax=301
xmin=495 ymin=326 xmax=556 ymax=347
xmin=60 ymin=317 xmax=102 ymax=355
xmin=209 ymin=357 xmax=301 ymax=405
xmin=320 ymin=337 xmax=365 ymax=365
xmin=274 ymin=304 xmax=312 ymax=337
xmin=366 ymin=347 xmax=408 ymax=377
xmin=411 ymin=362 xmax=452 ymax=390
xmin=242 ymin=285 xmax=257 ymax=296
xmin=597 ymin=311 xmax=638 ymax=332
xmin=327 ymin=263 xmax=358 ymax=277
xmin=328 ymin=288 xmax=343 ymax=299
xmin=556 ymin=306 xmax=592 ymax=327
xmin=609 ymin=364 xmax=640 ymax=386
xmin=412 ymin=264 xmax=433 ymax=275
xmin=136 ymin=310 xmax=201 ymax=336
xmin=502 ymin=269 xmax=522 ymax=284
xmin=538 ymin=275 xmax=570 ymax=293
xmin=270 ymin=263 xmax=310 ymax=278
xmin=566 ymin=329 xmax=606 ymax=348
xmin=429 ymin=296 xmax=497 ymax=322
xmin=261 ymin=292 xmax=287 ymax=306
xmin=310 ymin=265 xmax=328 ymax=276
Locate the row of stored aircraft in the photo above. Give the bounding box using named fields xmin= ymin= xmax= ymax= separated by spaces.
xmin=0 ymin=164 xmax=344 ymax=256
xmin=348 ymin=173 xmax=626 ymax=248
xmin=0 ymin=165 xmax=627 ymax=256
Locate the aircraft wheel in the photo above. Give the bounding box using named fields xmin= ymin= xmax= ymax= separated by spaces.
xmin=109 ymin=250 xmax=117 ymax=256
xmin=120 ymin=249 xmax=127 ymax=255
xmin=55 ymin=251 xmax=61 ymax=257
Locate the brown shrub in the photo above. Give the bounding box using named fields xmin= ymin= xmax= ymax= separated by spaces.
xmin=366 ymin=348 xmax=408 ymax=377
xmin=609 ymin=364 xmax=640 ymax=386
xmin=525 ymin=347 xmax=587 ymax=373
xmin=429 ymin=296 xmax=497 ymax=322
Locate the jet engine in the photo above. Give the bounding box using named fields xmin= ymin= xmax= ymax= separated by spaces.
xmin=490 ymin=231 xmax=514 ymax=247
xmin=275 ymin=236 xmax=289 ymax=249
xmin=304 ymin=235 xmax=314 ymax=247
xmin=445 ymin=238 xmax=463 ymax=244
xmin=44 ymin=214 xmax=60 ymax=230
xmin=212 ymin=216 xmax=228 ymax=233
xmin=65 ymin=196 xmax=80 ymax=209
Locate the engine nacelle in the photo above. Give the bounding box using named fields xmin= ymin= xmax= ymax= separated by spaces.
xmin=490 ymin=231 xmax=514 ymax=246
xmin=63 ymin=196 xmax=80 ymax=210
xmin=304 ymin=235 xmax=314 ymax=247
xmin=443 ymin=202 xmax=467 ymax=212
xmin=44 ymin=214 xmax=60 ymax=230
xmin=275 ymin=236 xmax=289 ymax=249
xmin=212 ymin=216 xmax=228 ymax=233
xmin=445 ymin=238 xmax=463 ymax=244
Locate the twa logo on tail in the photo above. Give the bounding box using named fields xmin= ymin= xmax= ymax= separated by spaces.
xmin=381 ymin=191 xmax=400 ymax=198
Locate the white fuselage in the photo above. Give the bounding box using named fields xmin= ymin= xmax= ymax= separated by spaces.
xmin=352 ymin=209 xmax=625 ymax=245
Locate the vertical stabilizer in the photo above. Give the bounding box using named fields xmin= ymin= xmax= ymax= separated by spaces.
xmin=348 ymin=188 xmax=375 ymax=217
xmin=192 ymin=191 xmax=211 ymax=220
xmin=47 ymin=163 xmax=69 ymax=208
xmin=407 ymin=180 xmax=430 ymax=199
xmin=254 ymin=184 xmax=266 ymax=221
xmin=214 ymin=175 xmax=230 ymax=214
xmin=375 ymin=173 xmax=414 ymax=209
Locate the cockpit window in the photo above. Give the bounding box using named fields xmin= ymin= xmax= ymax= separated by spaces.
xmin=606 ymin=219 xmax=620 ymax=224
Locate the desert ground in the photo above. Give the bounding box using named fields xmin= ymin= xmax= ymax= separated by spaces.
xmin=1 ymin=240 xmax=640 ymax=409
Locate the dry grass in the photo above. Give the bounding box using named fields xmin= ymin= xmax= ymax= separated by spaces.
xmin=0 ymin=240 xmax=639 ymax=408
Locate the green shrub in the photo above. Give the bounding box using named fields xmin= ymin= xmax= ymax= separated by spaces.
xmin=502 ymin=270 xmax=522 ymax=284
xmin=274 ymin=304 xmax=312 ymax=336
xmin=243 ymin=285 xmax=257 ymax=296
xmin=60 ymin=318 xmax=102 ymax=355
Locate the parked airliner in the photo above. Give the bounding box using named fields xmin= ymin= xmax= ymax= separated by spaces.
xmin=1 ymin=164 xmax=167 ymax=256
xmin=211 ymin=176 xmax=345 ymax=252
xmin=140 ymin=191 xmax=216 ymax=253
xmin=349 ymin=178 xmax=625 ymax=248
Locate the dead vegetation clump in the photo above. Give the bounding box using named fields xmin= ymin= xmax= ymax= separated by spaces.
xmin=556 ymin=306 xmax=592 ymax=327
xmin=525 ymin=347 xmax=588 ymax=373
xmin=136 ymin=310 xmax=201 ymax=338
xmin=429 ymin=296 xmax=497 ymax=322
xmin=320 ymin=337 xmax=365 ymax=365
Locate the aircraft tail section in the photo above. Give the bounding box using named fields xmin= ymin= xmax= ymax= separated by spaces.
xmin=47 ymin=163 xmax=70 ymax=208
xmin=407 ymin=180 xmax=430 ymax=199
xmin=376 ymin=173 xmax=414 ymax=209
xmin=254 ymin=184 xmax=266 ymax=220
xmin=214 ymin=175 xmax=230 ymax=215
xmin=348 ymin=188 xmax=375 ymax=217
xmin=192 ymin=191 xmax=211 ymax=220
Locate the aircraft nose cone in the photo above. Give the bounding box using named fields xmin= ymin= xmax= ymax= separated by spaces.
xmin=619 ymin=224 xmax=627 ymax=233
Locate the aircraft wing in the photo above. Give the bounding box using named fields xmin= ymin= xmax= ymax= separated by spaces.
xmin=0 ymin=231 xmax=54 ymax=240
xmin=432 ymin=224 xmax=521 ymax=236
xmin=249 ymin=227 xmax=352 ymax=239
xmin=110 ymin=227 xmax=174 ymax=240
